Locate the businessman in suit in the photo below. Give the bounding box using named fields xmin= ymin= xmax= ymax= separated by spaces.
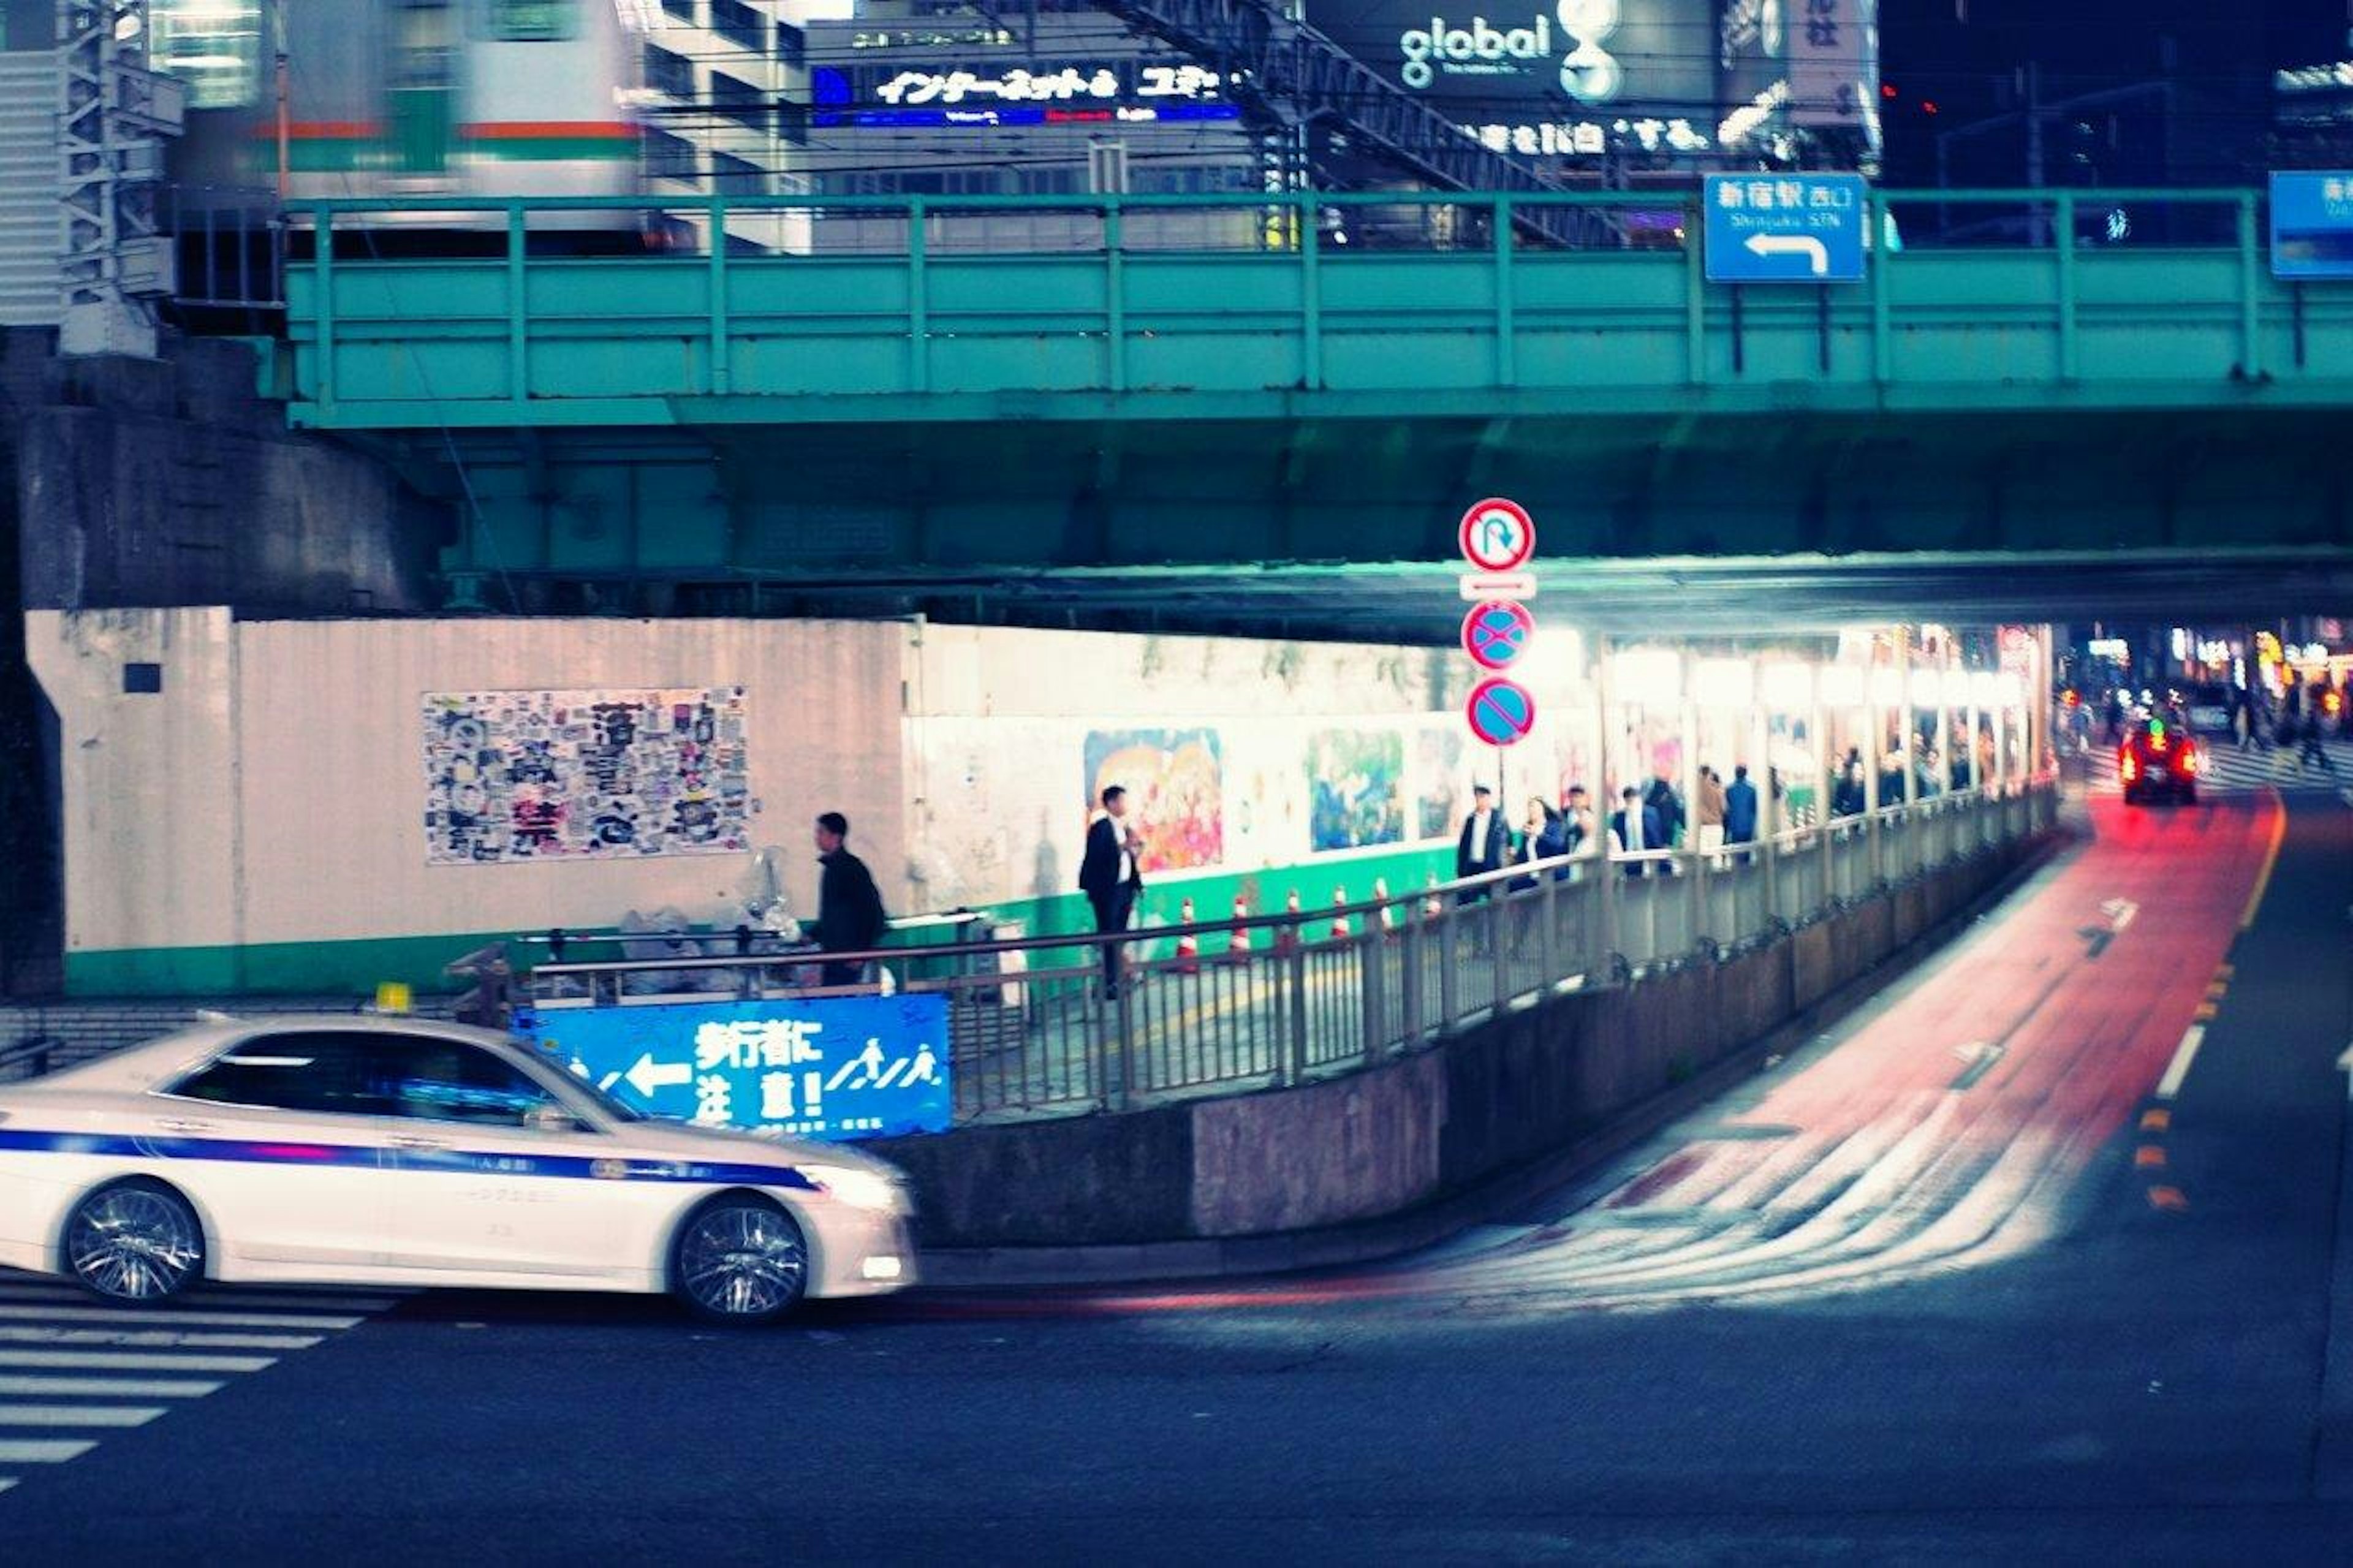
xmin=1455 ymin=784 xmax=1509 ymax=903
xmin=1610 ymin=786 xmax=1664 ymax=877
xmin=1079 ymin=784 xmax=1144 ymax=999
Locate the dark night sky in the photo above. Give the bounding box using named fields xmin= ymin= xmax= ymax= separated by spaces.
xmin=1879 ymin=0 xmax=2349 ymax=183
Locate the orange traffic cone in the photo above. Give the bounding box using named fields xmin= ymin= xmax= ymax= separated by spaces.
xmin=1276 ymin=889 xmax=1302 ymax=955
xmin=1374 ymin=877 xmax=1398 ymax=933
xmin=1330 ymin=886 xmax=1353 ymax=941
xmin=1227 ymin=895 xmax=1253 ymax=964
xmin=1174 ymin=898 xmax=1200 ymax=974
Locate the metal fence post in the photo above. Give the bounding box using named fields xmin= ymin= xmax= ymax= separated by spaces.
xmin=1400 ymin=909 xmax=1425 ymax=1043
xmin=1436 ymin=900 xmax=1460 ymax=1031
xmin=1285 ymin=926 xmax=1309 ymax=1086
xmin=1360 ymin=928 xmax=1384 ymax=1065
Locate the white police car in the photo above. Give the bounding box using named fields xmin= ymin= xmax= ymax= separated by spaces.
xmin=0 ymin=1016 xmax=915 ymax=1323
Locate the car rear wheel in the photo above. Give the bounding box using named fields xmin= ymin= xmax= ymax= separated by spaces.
xmin=670 ymin=1194 xmax=809 ymax=1325
xmin=64 ymin=1180 xmax=203 ymax=1304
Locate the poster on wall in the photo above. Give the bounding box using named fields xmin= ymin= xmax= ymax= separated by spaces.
xmin=1306 ymin=729 xmax=1405 ymax=851
xmin=1082 ymin=727 xmax=1225 ymax=873
xmin=1414 ymin=728 xmax=1467 ymax=840
xmin=422 ymin=687 xmax=751 ymax=865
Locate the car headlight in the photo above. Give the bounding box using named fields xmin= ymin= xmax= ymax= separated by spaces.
xmin=801 ymin=1162 xmax=904 ymax=1214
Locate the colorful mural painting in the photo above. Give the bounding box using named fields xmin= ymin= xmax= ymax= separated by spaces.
xmin=422 ymin=687 xmax=751 ymax=864
xmin=1306 ymin=729 xmax=1404 ymax=852
xmin=1082 ymin=727 xmax=1225 ymax=873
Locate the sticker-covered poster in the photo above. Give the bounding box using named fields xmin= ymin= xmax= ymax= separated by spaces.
xmin=1082 ymin=727 xmax=1225 ymax=872
xmin=423 ymin=687 xmax=750 ymax=864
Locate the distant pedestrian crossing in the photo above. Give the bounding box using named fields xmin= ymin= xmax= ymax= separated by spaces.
xmin=0 ymin=1268 xmax=398 ymax=1498
xmin=2078 ymin=733 xmax=2353 ymax=795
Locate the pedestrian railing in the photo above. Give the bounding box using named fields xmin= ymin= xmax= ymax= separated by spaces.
xmin=523 ymin=778 xmax=2059 ymax=1123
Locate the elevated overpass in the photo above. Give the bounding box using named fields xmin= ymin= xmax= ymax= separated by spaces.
xmin=276 ymin=187 xmax=2353 ymax=630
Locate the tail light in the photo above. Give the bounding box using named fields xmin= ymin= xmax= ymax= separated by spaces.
xmin=2120 ymin=755 xmax=2139 ymax=781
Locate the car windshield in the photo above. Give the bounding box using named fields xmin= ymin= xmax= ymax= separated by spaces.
xmin=526 ymin=1050 xmax=646 ymax=1123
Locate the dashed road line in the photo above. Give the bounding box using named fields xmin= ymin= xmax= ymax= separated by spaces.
xmin=2156 ymin=1025 xmax=2208 ymax=1100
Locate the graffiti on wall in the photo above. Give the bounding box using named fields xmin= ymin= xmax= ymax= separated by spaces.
xmin=422 ymin=688 xmax=751 ymax=864
xmin=1082 ymin=727 xmax=1224 ymax=873
xmin=1306 ymin=729 xmax=1404 ymax=852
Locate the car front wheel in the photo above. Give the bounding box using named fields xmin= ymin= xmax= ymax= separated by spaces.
xmin=670 ymin=1195 xmax=809 ymax=1325
xmin=64 ymin=1179 xmax=204 ymax=1303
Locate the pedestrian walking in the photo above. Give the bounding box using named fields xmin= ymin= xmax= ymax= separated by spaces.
xmin=1561 ymin=784 xmax=1596 ymax=868
xmin=810 ymin=811 xmax=886 ymax=988
xmin=1610 ymin=786 xmax=1664 ymax=877
xmin=1696 ymin=766 xmax=1727 ymax=860
xmin=1078 ymin=785 xmax=1145 ymax=1000
xmin=1724 ymin=765 xmax=1759 ymax=860
xmin=1455 ymin=784 xmax=1509 ymax=901
xmin=1643 ymin=768 xmax=1685 ymax=868
xmin=2300 ymin=711 xmax=2336 ymax=772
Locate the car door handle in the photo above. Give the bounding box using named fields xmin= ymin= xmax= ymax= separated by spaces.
xmin=390 ymin=1135 xmax=447 ymax=1151
xmin=157 ymin=1118 xmax=217 ymax=1135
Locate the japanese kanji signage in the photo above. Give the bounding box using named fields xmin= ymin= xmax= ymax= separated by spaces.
xmin=512 ymin=994 xmax=952 ymax=1142
xmin=2270 ymin=172 xmax=2353 ymax=279
xmin=1703 ymin=172 xmax=1868 ymax=283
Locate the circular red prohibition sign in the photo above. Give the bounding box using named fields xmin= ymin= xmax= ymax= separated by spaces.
xmin=1458 ymin=497 xmax=1536 ymax=573
xmin=1461 ymin=600 xmax=1537 ymax=672
xmin=1464 ymin=677 xmax=1538 ymax=748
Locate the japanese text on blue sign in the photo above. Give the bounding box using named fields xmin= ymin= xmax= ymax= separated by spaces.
xmin=1703 ymin=173 xmax=1867 ymax=284
xmin=2270 ymin=172 xmax=2353 ymax=280
xmin=513 ymin=994 xmax=951 ymax=1142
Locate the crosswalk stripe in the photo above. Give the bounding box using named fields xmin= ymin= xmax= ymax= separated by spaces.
xmin=0 ymin=1279 xmax=400 ymax=1314
xmin=0 ymin=1439 xmax=97 ymax=1464
xmin=0 ymin=1404 xmax=165 ymax=1428
xmin=0 ymin=1305 xmax=363 ymax=1331
xmin=0 ymin=1477 xmax=15 ymax=1494
xmin=0 ymin=1375 xmax=222 ymax=1398
xmin=0 ymin=1327 xmax=321 ymax=1352
xmin=0 ymin=1350 xmax=277 ymax=1374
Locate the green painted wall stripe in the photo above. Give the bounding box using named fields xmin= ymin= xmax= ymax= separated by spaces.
xmin=63 ymin=847 xmax=1458 ymax=999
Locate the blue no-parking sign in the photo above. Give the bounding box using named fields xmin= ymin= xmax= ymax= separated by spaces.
xmin=2270 ymin=172 xmax=2353 ymax=279
xmin=1703 ymin=173 xmax=1868 ymax=284
xmin=513 ymin=993 xmax=951 ymax=1142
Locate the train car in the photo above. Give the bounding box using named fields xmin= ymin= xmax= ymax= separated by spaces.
xmin=164 ymin=0 xmax=647 ymax=244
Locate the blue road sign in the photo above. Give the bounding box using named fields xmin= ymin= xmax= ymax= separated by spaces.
xmin=513 ymin=993 xmax=951 ymax=1142
xmin=2270 ymin=172 xmax=2353 ymax=279
xmin=1703 ymin=173 xmax=1868 ymax=284
xmin=1465 ymin=677 xmax=1537 ymax=748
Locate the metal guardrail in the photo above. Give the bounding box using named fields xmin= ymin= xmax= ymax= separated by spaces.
xmin=525 ymin=778 xmax=2059 ymax=1124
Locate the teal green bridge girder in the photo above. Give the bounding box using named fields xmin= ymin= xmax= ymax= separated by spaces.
xmin=278 ymin=189 xmax=2353 ymax=599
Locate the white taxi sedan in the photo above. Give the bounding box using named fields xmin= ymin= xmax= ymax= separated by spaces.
xmin=0 ymin=1016 xmax=916 ymax=1324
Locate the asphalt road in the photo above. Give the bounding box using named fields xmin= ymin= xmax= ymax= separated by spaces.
xmin=3 ymin=790 xmax=2349 ymax=1564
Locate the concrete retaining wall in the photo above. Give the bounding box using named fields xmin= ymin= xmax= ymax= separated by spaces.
xmin=876 ymin=835 xmax=2044 ymax=1249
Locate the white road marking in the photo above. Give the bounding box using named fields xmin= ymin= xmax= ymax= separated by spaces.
xmin=0 ymin=1439 xmax=97 ymax=1464
xmin=0 ymin=1304 xmax=362 ymax=1331
xmin=0 ymin=1276 xmax=400 ymax=1314
xmin=2156 ymin=1025 xmax=2208 ymax=1100
xmin=0 ymin=1375 xmax=222 ymax=1398
xmin=0 ymin=1327 xmax=321 ymax=1352
xmin=0 ymin=1477 xmax=14 ymax=1494
xmin=0 ymin=1350 xmax=277 ymax=1374
xmin=0 ymin=1404 xmax=165 ymax=1428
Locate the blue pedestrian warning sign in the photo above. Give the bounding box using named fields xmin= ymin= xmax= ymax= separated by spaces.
xmin=512 ymin=993 xmax=951 ymax=1142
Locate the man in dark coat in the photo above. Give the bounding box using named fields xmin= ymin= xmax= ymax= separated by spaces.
xmin=1455 ymin=784 xmax=1509 ymax=903
xmin=811 ymin=811 xmax=886 ymax=987
xmin=1610 ymin=786 xmax=1664 ymax=877
xmin=1078 ymin=785 xmax=1143 ymax=999
xmin=1724 ymin=764 xmax=1760 ymax=855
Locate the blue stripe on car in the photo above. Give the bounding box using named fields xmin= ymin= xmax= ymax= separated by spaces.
xmin=0 ymin=1128 xmax=815 ymax=1190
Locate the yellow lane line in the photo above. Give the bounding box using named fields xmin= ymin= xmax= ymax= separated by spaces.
xmin=2135 ymin=1145 xmax=2169 ymax=1168
xmin=2148 ymin=1186 xmax=2189 ymax=1211
xmin=2239 ymin=787 xmax=2288 ymax=931
xmin=2140 ymin=1108 xmax=2171 ymax=1131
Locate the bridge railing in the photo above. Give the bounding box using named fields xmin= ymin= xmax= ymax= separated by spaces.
xmin=282 ymin=186 xmax=2342 ymax=427
xmin=526 ymin=775 xmax=2058 ymax=1123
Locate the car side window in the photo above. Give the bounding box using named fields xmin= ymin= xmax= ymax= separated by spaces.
xmin=170 ymin=1034 xmax=388 ymax=1118
xmin=373 ymin=1040 xmax=563 ymax=1129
